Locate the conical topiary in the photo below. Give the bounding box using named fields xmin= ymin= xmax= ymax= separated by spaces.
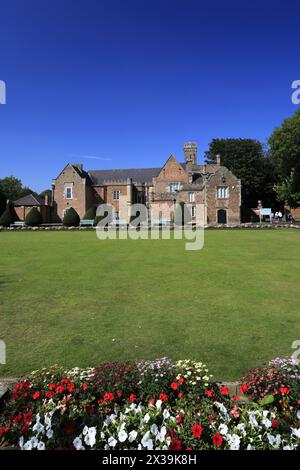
xmin=63 ymin=207 xmax=80 ymax=226
xmin=83 ymin=207 xmax=96 ymax=220
xmin=0 ymin=206 xmax=18 ymax=227
xmin=25 ymin=207 xmax=42 ymax=226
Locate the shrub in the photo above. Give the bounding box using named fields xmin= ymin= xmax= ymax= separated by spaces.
xmin=62 ymin=207 xmax=80 ymax=226
xmin=94 ymin=211 xmax=111 ymax=227
xmin=83 ymin=207 xmax=96 ymax=220
xmin=25 ymin=207 xmax=42 ymax=226
xmin=0 ymin=206 xmax=18 ymax=226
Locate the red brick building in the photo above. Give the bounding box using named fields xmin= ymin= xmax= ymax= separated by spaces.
xmin=13 ymin=194 xmax=51 ymax=224
xmin=52 ymin=142 xmax=241 ymax=225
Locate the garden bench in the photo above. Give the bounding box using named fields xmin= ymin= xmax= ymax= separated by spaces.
xmin=151 ymin=218 xmax=170 ymax=226
xmin=79 ymin=219 xmax=94 ymax=227
xmin=10 ymin=221 xmax=26 ymax=228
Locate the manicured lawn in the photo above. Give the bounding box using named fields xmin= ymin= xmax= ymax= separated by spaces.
xmin=0 ymin=230 xmax=300 ymax=380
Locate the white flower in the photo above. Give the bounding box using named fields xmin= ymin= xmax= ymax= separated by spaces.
xmin=218 ymin=423 xmax=228 ymax=436
xmin=227 ymin=434 xmax=240 ymax=450
xmin=82 ymin=426 xmax=88 ymax=436
xmin=46 ymin=428 xmax=53 ymax=439
xmin=141 ymin=431 xmax=153 ymax=450
xmin=23 ymin=440 xmax=33 ymax=450
xmin=19 ymin=436 xmax=24 ymax=450
xmin=291 ymin=428 xmax=300 ymax=438
xmin=156 ymin=400 xmax=162 ymax=410
xmin=247 ymin=444 xmax=254 ymax=450
xmin=32 ymin=421 xmax=45 ymax=435
xmin=150 ymin=424 xmax=158 ymax=436
xmin=248 ymin=411 xmax=260 ymax=429
xmin=30 ymin=436 xmax=39 ymax=448
xmin=236 ymin=423 xmax=246 ymax=437
xmin=128 ymin=430 xmax=138 ymax=442
xmin=73 ymin=436 xmax=85 ymax=451
xmin=262 ymin=416 xmax=272 ymax=428
xmin=84 ymin=427 xmax=97 ymax=447
xmin=163 ymin=409 xmax=170 ymax=420
xmin=157 ymin=426 xmax=167 ymax=443
xmin=118 ymin=429 xmax=128 ymax=443
xmin=267 ymin=433 xmax=281 ymax=448
xmin=108 ymin=436 xmax=117 ymax=448
xmin=142 ymin=413 xmax=151 ymax=423
xmin=37 ymin=441 xmax=46 ymax=450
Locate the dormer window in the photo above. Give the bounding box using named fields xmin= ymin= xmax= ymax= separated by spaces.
xmin=170 ymin=182 xmax=181 ymax=193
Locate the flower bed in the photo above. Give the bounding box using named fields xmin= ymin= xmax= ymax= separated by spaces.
xmin=0 ymin=358 xmax=299 ymax=450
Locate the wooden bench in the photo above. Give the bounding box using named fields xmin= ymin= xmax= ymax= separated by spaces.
xmin=79 ymin=219 xmax=94 ymax=227
xmin=10 ymin=221 xmax=26 ymax=228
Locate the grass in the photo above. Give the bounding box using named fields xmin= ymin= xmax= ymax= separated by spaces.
xmin=1 ymin=230 xmax=300 ymax=381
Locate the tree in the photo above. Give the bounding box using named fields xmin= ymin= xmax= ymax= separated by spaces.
xmin=205 ymin=138 xmax=277 ymax=207
xmin=25 ymin=207 xmax=43 ymax=226
xmin=63 ymin=207 xmax=80 ymax=226
xmin=269 ymin=109 xmax=300 ymax=207
xmin=0 ymin=189 xmax=6 ymax=216
xmin=0 ymin=176 xmax=37 ymax=201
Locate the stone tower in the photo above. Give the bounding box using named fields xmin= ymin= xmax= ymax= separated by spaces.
xmin=184 ymin=142 xmax=197 ymax=166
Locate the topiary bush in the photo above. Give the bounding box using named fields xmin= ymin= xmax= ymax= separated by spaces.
xmin=63 ymin=207 xmax=80 ymax=226
xmin=0 ymin=206 xmax=18 ymax=226
xmin=25 ymin=207 xmax=43 ymax=226
xmin=83 ymin=207 xmax=96 ymax=220
xmin=94 ymin=211 xmax=111 ymax=227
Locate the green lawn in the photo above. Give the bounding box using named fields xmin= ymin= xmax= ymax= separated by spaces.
xmin=0 ymin=230 xmax=300 ymax=380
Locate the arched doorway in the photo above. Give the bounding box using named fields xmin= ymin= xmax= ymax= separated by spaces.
xmin=217 ymin=209 xmax=227 ymax=224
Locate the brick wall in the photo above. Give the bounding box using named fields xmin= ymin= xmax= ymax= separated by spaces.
xmin=52 ymin=164 xmax=88 ymax=220
xmin=206 ymin=168 xmax=241 ymax=224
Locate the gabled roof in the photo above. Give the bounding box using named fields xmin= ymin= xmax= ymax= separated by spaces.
xmin=13 ymin=194 xmax=46 ymax=206
xmin=88 ymin=168 xmax=160 ymax=185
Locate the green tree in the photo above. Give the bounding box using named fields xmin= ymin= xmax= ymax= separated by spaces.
xmin=205 ymin=138 xmax=277 ymax=207
xmin=83 ymin=207 xmax=96 ymax=219
xmin=25 ymin=207 xmax=43 ymax=226
xmin=0 ymin=204 xmax=18 ymax=226
xmin=269 ymin=109 xmax=300 ymax=206
xmin=0 ymin=189 xmax=6 ymax=215
xmin=0 ymin=176 xmax=37 ymax=201
xmin=39 ymin=189 xmax=52 ymax=205
xmin=63 ymin=207 xmax=80 ymax=226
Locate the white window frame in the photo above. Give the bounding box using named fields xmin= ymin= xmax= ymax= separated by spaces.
xmin=188 ymin=192 xmax=195 ymax=202
xmin=65 ymin=186 xmax=73 ymax=200
xmin=113 ymin=190 xmax=120 ymax=200
xmin=191 ymin=206 xmax=196 ymax=217
xmin=217 ymin=186 xmax=229 ymax=199
xmin=170 ymin=182 xmax=181 ymax=193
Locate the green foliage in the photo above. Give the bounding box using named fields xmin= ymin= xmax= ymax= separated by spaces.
xmin=0 ymin=176 xmax=37 ymax=202
xmin=62 ymin=207 xmax=80 ymax=226
xmin=0 ymin=189 xmax=6 ymax=215
xmin=39 ymin=189 xmax=52 ymax=205
xmin=83 ymin=207 xmax=96 ymax=220
xmin=0 ymin=205 xmax=18 ymax=226
xmin=205 ymin=139 xmax=278 ymax=207
xmin=25 ymin=207 xmax=43 ymax=226
xmin=269 ymin=109 xmax=300 ymax=205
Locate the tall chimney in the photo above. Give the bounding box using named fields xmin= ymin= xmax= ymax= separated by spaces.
xmin=216 ymin=154 xmax=221 ymax=166
xmin=184 ymin=142 xmax=197 ymax=166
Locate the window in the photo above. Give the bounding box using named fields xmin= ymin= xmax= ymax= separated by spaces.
xmin=65 ymin=186 xmax=73 ymax=199
xmin=191 ymin=206 xmax=196 ymax=217
xmin=63 ymin=207 xmax=71 ymax=216
xmin=188 ymin=192 xmax=195 ymax=202
xmin=217 ymin=186 xmax=229 ymax=199
xmin=170 ymin=182 xmax=181 ymax=193
xmin=113 ymin=190 xmax=120 ymax=200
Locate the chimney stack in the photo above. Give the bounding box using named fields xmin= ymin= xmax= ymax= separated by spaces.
xmin=45 ymin=194 xmax=49 ymax=206
xmin=184 ymin=142 xmax=197 ymax=166
xmin=216 ymin=154 xmax=221 ymax=166
xmin=74 ymin=163 xmax=83 ymax=172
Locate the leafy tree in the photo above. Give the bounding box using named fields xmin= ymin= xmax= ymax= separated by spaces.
xmin=63 ymin=207 xmax=80 ymax=226
xmin=205 ymin=139 xmax=277 ymax=207
xmin=0 ymin=176 xmax=37 ymax=201
xmin=0 ymin=189 xmax=6 ymax=215
xmin=83 ymin=207 xmax=96 ymax=220
xmin=25 ymin=207 xmax=43 ymax=226
xmin=269 ymin=109 xmax=300 ymax=206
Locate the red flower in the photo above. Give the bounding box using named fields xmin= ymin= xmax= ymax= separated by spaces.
xmin=177 ymin=412 xmax=184 ymax=425
xmin=233 ymin=395 xmax=239 ymax=401
xmin=149 ymin=397 xmax=155 ymax=405
xmin=66 ymin=422 xmax=74 ymax=434
xmin=56 ymin=385 xmax=66 ymax=394
xmin=271 ymin=419 xmax=279 ymax=429
xmin=32 ymin=391 xmax=40 ymax=400
xmin=239 ymin=383 xmax=249 ymax=394
xmin=205 ymin=390 xmax=214 ymax=397
xmin=171 ymin=382 xmax=179 ymax=390
xmin=298 ymin=399 xmax=300 ymax=405
xmin=129 ymin=393 xmax=136 ymax=402
xmin=220 ymin=386 xmax=230 ymax=395
xmin=67 ymin=382 xmax=75 ymax=393
xmin=61 ymin=378 xmax=70 ymax=384
xmin=186 ymin=447 xmax=193 ymax=450
xmin=192 ymin=424 xmax=203 ymax=438
xmin=45 ymin=391 xmax=54 ymax=399
xmin=178 ymin=392 xmax=183 ymax=398
xmin=178 ymin=377 xmax=184 ymax=383
xmin=117 ymin=391 xmax=122 ymax=398
xmin=49 ymin=383 xmax=56 ymax=391
xmin=280 ymin=386 xmax=289 ymax=396
xmin=82 ymin=383 xmax=88 ymax=391
xmin=103 ymin=392 xmax=114 ymax=401
xmin=159 ymin=393 xmax=168 ymax=402
xmin=169 ymin=439 xmax=182 ymax=450
xmin=212 ymin=433 xmax=223 ymax=447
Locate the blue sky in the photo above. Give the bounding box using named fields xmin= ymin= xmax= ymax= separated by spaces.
xmin=0 ymin=0 xmax=299 ymax=192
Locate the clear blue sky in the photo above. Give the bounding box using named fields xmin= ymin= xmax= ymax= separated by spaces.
xmin=0 ymin=0 xmax=299 ymax=192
